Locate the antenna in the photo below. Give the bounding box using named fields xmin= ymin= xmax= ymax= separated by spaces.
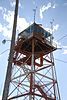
xmin=50 ymin=19 xmax=54 ymax=33
xmin=50 ymin=18 xmax=54 ymax=45
xmin=33 ymin=7 xmax=37 ymax=22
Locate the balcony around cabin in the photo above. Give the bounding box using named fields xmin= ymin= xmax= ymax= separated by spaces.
xmin=17 ymin=22 xmax=57 ymax=49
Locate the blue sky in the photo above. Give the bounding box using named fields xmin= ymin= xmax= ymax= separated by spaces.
xmin=0 ymin=0 xmax=67 ymax=100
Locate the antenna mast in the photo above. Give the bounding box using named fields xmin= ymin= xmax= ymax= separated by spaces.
xmin=2 ymin=0 xmax=19 ymax=100
xmin=50 ymin=19 xmax=54 ymax=34
xmin=33 ymin=7 xmax=37 ymax=22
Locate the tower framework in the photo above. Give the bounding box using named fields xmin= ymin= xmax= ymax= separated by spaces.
xmin=2 ymin=22 xmax=61 ymax=100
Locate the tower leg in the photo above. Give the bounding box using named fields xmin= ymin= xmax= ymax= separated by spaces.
xmin=29 ymin=39 xmax=35 ymax=100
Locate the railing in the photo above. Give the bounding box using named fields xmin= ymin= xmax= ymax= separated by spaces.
xmin=46 ymin=38 xmax=57 ymax=48
xmin=18 ymin=32 xmax=57 ymax=49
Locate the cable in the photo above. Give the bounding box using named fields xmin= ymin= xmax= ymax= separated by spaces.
xmin=0 ymin=49 xmax=9 ymax=55
xmin=57 ymin=34 xmax=67 ymax=42
xmin=55 ymin=58 xmax=67 ymax=63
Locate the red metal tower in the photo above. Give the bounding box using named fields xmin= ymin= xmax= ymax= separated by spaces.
xmin=2 ymin=22 xmax=60 ymax=100
xmin=2 ymin=1 xmax=61 ymax=99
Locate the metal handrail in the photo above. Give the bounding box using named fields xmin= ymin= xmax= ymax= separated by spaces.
xmin=46 ymin=38 xmax=57 ymax=48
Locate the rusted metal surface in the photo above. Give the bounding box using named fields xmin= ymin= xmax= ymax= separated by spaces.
xmin=4 ymin=22 xmax=60 ymax=100
xmin=13 ymin=23 xmax=57 ymax=67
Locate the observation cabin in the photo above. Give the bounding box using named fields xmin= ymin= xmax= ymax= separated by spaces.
xmin=13 ymin=22 xmax=57 ymax=67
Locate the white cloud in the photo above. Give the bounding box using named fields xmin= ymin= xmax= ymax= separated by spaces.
xmin=52 ymin=4 xmax=56 ymax=8
xmin=0 ymin=23 xmax=3 ymax=33
xmin=10 ymin=0 xmax=21 ymax=8
xmin=54 ymin=40 xmax=62 ymax=48
xmin=33 ymin=0 xmax=36 ymax=5
xmin=44 ymin=23 xmax=60 ymax=49
xmin=62 ymin=46 xmax=67 ymax=48
xmin=10 ymin=1 xmax=15 ymax=7
xmin=0 ymin=10 xmax=14 ymax=39
xmin=0 ymin=6 xmax=7 ymax=14
xmin=2 ymin=26 xmax=12 ymax=39
xmin=0 ymin=7 xmax=29 ymax=39
xmin=62 ymin=46 xmax=67 ymax=54
xmin=40 ymin=2 xmax=56 ymax=19
xmin=3 ymin=11 xmax=14 ymax=29
xmin=45 ymin=24 xmax=59 ymax=33
xmin=17 ymin=17 xmax=29 ymax=33
xmin=0 ymin=96 xmax=2 ymax=100
xmin=0 ymin=6 xmax=3 ymax=10
xmin=40 ymin=3 xmax=51 ymax=19
xmin=62 ymin=50 xmax=67 ymax=54
xmin=53 ymin=24 xmax=59 ymax=32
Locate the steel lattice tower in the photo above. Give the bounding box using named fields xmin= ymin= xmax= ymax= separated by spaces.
xmin=2 ymin=1 xmax=61 ymax=100
xmin=3 ymin=23 xmax=61 ymax=100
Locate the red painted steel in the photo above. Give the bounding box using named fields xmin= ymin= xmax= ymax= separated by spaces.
xmin=3 ymin=22 xmax=61 ymax=100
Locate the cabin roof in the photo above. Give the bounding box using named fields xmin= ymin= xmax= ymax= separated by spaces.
xmin=18 ymin=22 xmax=51 ymax=38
